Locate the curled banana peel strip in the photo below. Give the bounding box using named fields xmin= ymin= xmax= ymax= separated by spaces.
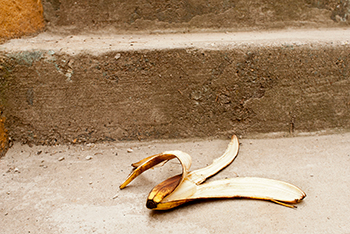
xmin=119 ymin=135 xmax=306 ymax=210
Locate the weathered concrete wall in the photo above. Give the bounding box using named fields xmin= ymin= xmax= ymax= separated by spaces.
xmin=42 ymin=0 xmax=350 ymax=33
xmin=1 ymin=44 xmax=349 ymax=145
xmin=0 ymin=0 xmax=45 ymax=40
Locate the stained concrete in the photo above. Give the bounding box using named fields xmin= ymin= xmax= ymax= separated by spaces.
xmin=1 ymin=29 xmax=350 ymax=145
xmin=1 ymin=133 xmax=350 ymax=233
xmin=42 ymin=0 xmax=348 ymax=34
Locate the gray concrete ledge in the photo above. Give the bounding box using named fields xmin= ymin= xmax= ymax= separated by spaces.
xmin=1 ymin=29 xmax=350 ymax=56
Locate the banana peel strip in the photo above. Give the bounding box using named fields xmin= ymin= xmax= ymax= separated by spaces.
xmin=120 ymin=135 xmax=306 ymax=210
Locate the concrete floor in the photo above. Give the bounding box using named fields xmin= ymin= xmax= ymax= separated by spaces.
xmin=1 ymin=133 xmax=350 ymax=233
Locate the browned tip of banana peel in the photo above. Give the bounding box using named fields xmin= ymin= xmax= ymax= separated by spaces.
xmin=148 ymin=174 xmax=183 ymax=204
xmin=119 ymin=135 xmax=306 ymax=210
xmin=119 ymin=153 xmax=177 ymax=189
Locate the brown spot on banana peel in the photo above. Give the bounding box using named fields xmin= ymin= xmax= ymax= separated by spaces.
xmin=148 ymin=174 xmax=183 ymax=204
xmin=147 ymin=199 xmax=192 ymax=210
xmin=146 ymin=175 xmax=188 ymax=210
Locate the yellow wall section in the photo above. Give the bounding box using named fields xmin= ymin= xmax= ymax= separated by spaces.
xmin=0 ymin=0 xmax=44 ymax=39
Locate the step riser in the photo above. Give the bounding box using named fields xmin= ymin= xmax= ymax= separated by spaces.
xmin=1 ymin=45 xmax=349 ymax=144
xmin=42 ymin=0 xmax=348 ymax=33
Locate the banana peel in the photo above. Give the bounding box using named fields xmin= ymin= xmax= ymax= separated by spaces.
xmin=119 ymin=135 xmax=306 ymax=210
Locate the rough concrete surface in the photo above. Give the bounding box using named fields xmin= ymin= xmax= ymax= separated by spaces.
xmin=1 ymin=133 xmax=350 ymax=233
xmin=1 ymin=29 xmax=350 ymax=145
xmin=42 ymin=0 xmax=350 ymax=34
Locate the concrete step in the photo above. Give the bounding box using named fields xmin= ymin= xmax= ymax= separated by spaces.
xmin=1 ymin=29 xmax=350 ymax=145
xmin=42 ymin=0 xmax=350 ymax=33
xmin=1 ymin=133 xmax=350 ymax=233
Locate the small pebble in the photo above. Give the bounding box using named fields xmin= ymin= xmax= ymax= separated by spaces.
xmin=89 ymin=181 xmax=93 ymax=185
xmin=127 ymin=148 xmax=133 ymax=153
xmin=310 ymin=174 xmax=314 ymax=177
xmin=58 ymin=157 xmax=65 ymax=161
xmin=86 ymin=155 xmax=93 ymax=160
xmin=37 ymin=151 xmax=42 ymax=155
xmin=114 ymin=53 xmax=121 ymax=60
xmin=112 ymin=194 xmax=119 ymax=199
xmin=14 ymin=168 xmax=20 ymax=173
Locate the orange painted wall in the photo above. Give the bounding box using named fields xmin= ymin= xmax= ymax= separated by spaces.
xmin=0 ymin=0 xmax=45 ymax=39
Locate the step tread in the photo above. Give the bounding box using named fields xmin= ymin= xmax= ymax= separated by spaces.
xmin=1 ymin=28 xmax=350 ymax=55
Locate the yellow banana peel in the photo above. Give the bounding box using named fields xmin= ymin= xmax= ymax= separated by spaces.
xmin=119 ymin=135 xmax=306 ymax=210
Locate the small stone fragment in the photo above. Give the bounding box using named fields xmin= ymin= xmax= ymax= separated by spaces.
xmin=58 ymin=156 xmax=65 ymax=161
xmin=127 ymin=148 xmax=133 ymax=153
xmin=112 ymin=194 xmax=119 ymax=199
xmin=14 ymin=168 xmax=20 ymax=173
xmin=86 ymin=155 xmax=93 ymax=160
xmin=114 ymin=53 xmax=121 ymax=60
